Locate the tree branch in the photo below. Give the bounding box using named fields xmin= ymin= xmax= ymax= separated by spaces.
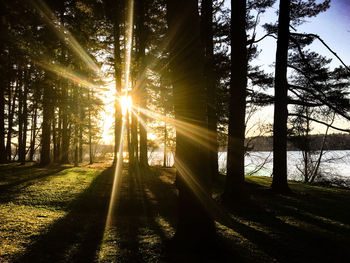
xmin=291 ymin=32 xmax=350 ymax=72
xmin=288 ymin=113 xmax=350 ymax=133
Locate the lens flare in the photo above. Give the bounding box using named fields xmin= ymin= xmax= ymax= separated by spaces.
xmin=120 ymin=96 xmax=132 ymax=116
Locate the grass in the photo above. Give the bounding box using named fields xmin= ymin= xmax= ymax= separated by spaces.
xmin=0 ymin=164 xmax=349 ymax=262
xmin=0 ymin=163 xmax=104 ymax=262
xmin=213 ymin=174 xmax=350 ymax=263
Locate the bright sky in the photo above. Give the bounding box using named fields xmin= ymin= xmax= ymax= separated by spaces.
xmin=248 ymin=0 xmax=350 ymax=135
xmin=256 ymin=0 xmax=350 ymax=71
xmin=99 ymin=0 xmax=350 ymax=143
xmin=100 ymin=80 xmax=116 ymax=144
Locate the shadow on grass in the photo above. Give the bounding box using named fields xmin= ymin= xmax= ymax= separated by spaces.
xmin=9 ymin=166 xmax=350 ymax=263
xmin=142 ymin=168 xmax=245 ymax=263
xmin=0 ymin=164 xmax=69 ymax=193
xmin=13 ymin=167 xmax=114 ymax=263
xmin=216 ymin=181 xmax=350 ymax=263
xmin=102 ymin=166 xmax=175 ymax=262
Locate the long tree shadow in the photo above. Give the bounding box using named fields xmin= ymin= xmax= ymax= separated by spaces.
xmin=12 ymin=166 xmax=349 ymax=263
xmin=14 ymin=167 xmax=114 ymax=263
xmin=103 ymin=165 xmax=174 ymax=262
xmin=0 ymin=165 xmax=69 ymax=193
xmin=147 ymin=169 xmax=349 ymax=262
xmin=217 ymin=182 xmax=350 ymax=263
xmin=143 ymin=168 xmax=247 ymax=263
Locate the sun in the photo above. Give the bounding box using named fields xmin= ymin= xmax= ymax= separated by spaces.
xmin=120 ymin=95 xmax=132 ymax=116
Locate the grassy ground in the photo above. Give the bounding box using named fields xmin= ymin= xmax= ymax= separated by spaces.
xmin=0 ymin=164 xmax=349 ymax=262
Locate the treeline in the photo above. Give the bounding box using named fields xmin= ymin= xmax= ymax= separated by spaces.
xmin=0 ymin=1 xmax=106 ymax=165
xmin=247 ymin=134 xmax=350 ymax=151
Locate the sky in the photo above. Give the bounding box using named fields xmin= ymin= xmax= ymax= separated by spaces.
xmin=247 ymin=0 xmax=350 ymax=136
xmin=256 ymin=0 xmax=350 ymax=71
xmin=100 ymin=0 xmax=350 ymax=144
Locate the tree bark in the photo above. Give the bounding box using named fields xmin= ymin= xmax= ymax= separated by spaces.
xmin=271 ymin=0 xmax=291 ymax=192
xmin=131 ymin=103 xmax=138 ymax=166
xmin=20 ymin=72 xmax=28 ymax=165
xmin=52 ymin=113 xmax=58 ymax=163
xmin=60 ymin=81 xmax=69 ymax=164
xmin=136 ymin=0 xmax=148 ymax=168
xmin=113 ymin=2 xmax=123 ymax=166
xmin=201 ymin=0 xmax=218 ymax=181
xmin=0 ymin=7 xmax=6 ymax=163
xmin=29 ymin=106 xmax=38 ymax=161
xmin=0 ymin=72 xmax=5 ymax=163
xmin=79 ymin=109 xmax=83 ymax=163
xmin=40 ymin=80 xmax=52 ymax=166
xmin=18 ymin=68 xmax=23 ymax=163
xmin=88 ymin=90 xmax=93 ymax=164
xmin=224 ymin=0 xmax=248 ymax=200
xmin=73 ymin=86 xmax=78 ymax=167
xmin=6 ymin=78 xmax=18 ymax=161
xmin=166 ymin=0 xmax=215 ymax=243
xmin=163 ymin=119 xmax=167 ymax=167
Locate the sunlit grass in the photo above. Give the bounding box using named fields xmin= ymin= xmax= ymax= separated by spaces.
xmin=0 ymin=166 xmax=101 ymax=262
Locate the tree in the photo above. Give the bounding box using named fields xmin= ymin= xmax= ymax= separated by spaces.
xmin=223 ymin=0 xmax=248 ymax=200
xmin=0 ymin=3 xmax=7 ymax=163
xmin=136 ymin=0 xmax=148 ymax=168
xmin=268 ymin=0 xmax=331 ymax=192
xmin=201 ymin=0 xmax=218 ymax=180
xmin=166 ymin=0 xmax=215 ymax=243
xmin=271 ymin=0 xmax=291 ymax=192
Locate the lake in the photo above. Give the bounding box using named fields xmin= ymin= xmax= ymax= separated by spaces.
xmin=148 ymin=150 xmax=350 ymax=185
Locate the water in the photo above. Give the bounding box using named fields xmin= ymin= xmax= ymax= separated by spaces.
xmin=148 ymin=150 xmax=350 ymax=183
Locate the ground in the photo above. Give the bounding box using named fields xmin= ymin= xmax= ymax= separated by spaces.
xmin=0 ymin=163 xmax=349 ymax=263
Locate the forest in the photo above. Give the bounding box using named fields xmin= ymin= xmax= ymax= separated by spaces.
xmin=0 ymin=0 xmax=349 ymax=262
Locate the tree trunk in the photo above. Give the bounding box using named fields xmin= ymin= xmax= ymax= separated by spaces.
xmin=40 ymin=81 xmax=52 ymax=166
xmin=6 ymin=79 xmax=18 ymax=161
xmin=52 ymin=114 xmax=58 ymax=163
xmin=113 ymin=1 xmax=123 ymax=165
xmin=0 ymin=73 xmax=5 ymax=163
xmin=271 ymin=0 xmax=291 ymax=192
xmin=73 ymin=87 xmax=78 ymax=167
xmin=79 ymin=115 xmax=83 ymax=163
xmin=88 ymin=89 xmax=93 ymax=164
xmin=310 ymin=113 xmax=334 ymax=183
xmin=201 ymin=0 xmax=218 ymax=181
xmin=20 ymin=74 xmax=28 ymax=165
xmin=166 ymin=0 xmax=215 ymax=243
xmin=74 ymin=125 xmax=78 ymax=167
xmin=163 ymin=120 xmax=167 ymax=167
xmin=61 ymin=81 xmax=69 ymax=164
xmin=224 ymin=0 xmax=248 ymax=200
xmin=131 ymin=99 xmax=138 ymax=167
xmin=29 ymin=107 xmax=37 ymax=161
xmin=136 ymin=0 xmax=148 ymax=168
xmin=126 ymin=110 xmax=133 ymax=167
xmin=57 ymin=107 xmax=62 ymax=161
xmin=18 ymin=68 xmax=24 ymax=164
xmin=0 ymin=8 xmax=6 ymax=163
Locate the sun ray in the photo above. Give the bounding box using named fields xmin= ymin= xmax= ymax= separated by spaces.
xmin=134 ymin=105 xmax=218 ymax=152
xmin=106 ymin=118 xmax=126 ymax=227
xmin=106 ymin=0 xmax=135 ymax=227
xmin=31 ymin=0 xmax=100 ymax=73
xmin=124 ymin=0 xmax=135 ymax=94
xmin=34 ymin=60 xmax=99 ymax=89
xmin=129 ymin=108 xmax=148 ymax=131
xmin=174 ymin=157 xmax=230 ymax=223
